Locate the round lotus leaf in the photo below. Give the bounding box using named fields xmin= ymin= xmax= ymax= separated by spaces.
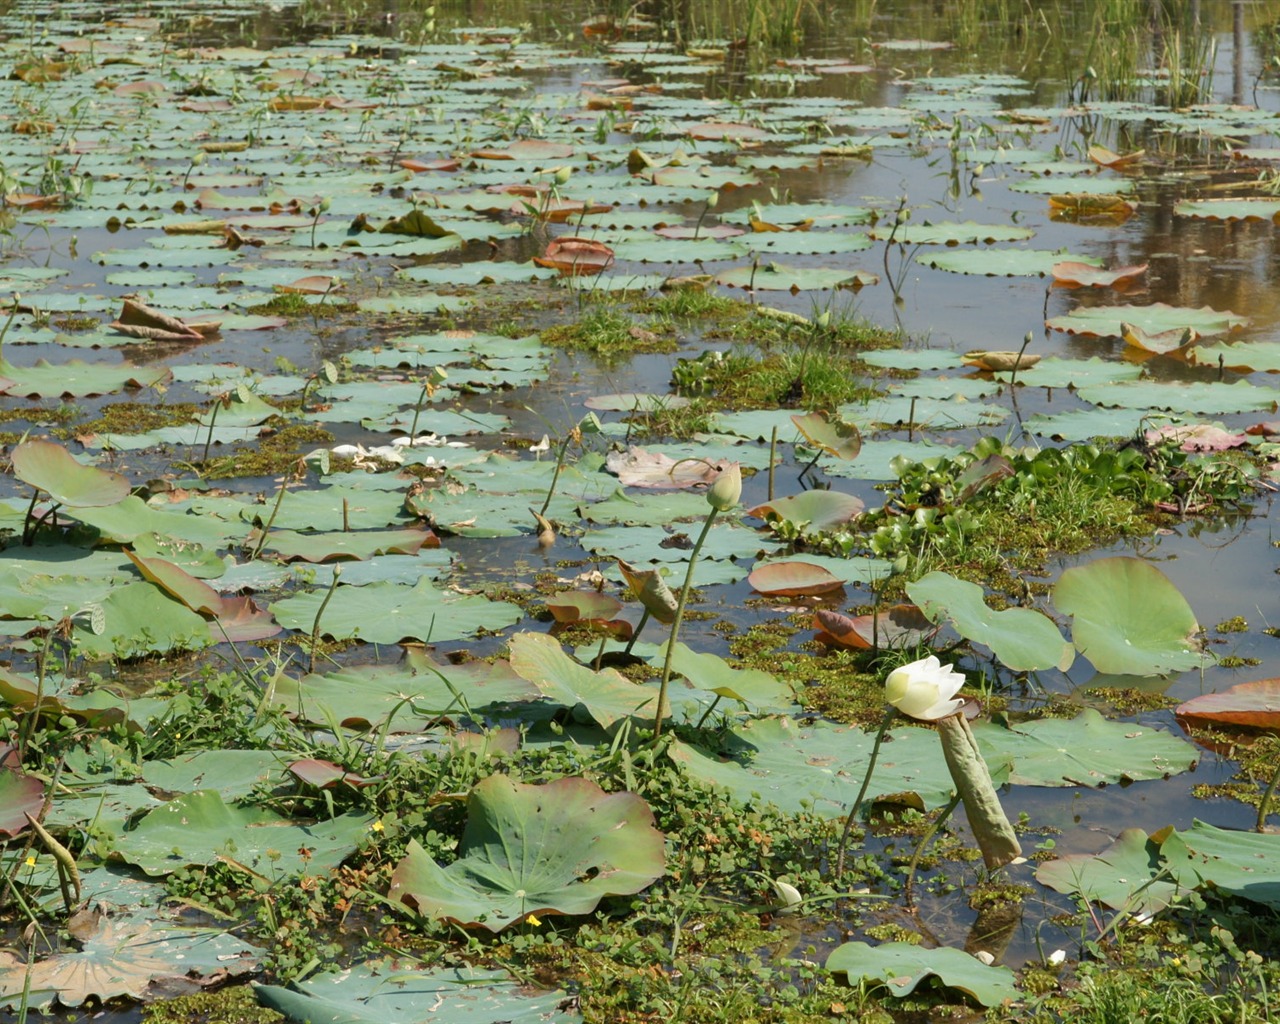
xmin=11 ymin=441 xmax=130 ymax=508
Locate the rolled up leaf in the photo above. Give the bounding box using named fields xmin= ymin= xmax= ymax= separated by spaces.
xmin=935 ymin=713 xmax=1021 ymax=870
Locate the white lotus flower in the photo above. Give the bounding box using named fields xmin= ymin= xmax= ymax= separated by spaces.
xmin=884 ymin=655 xmax=966 ymax=721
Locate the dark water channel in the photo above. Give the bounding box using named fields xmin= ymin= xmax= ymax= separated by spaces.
xmin=3 ymin=0 xmax=1280 ymax=1019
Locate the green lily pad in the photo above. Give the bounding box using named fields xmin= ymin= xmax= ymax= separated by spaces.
xmin=1052 ymin=556 xmax=1201 ymax=676
xmin=714 ymin=262 xmax=877 ymax=291
xmin=1174 ymin=197 xmax=1280 ymax=222
xmin=0 ymin=357 xmax=169 ymax=397
xmin=270 ymin=579 xmax=522 ymax=645
xmin=388 ymin=774 xmax=665 ymax=931
xmin=995 ymin=356 xmax=1144 ymax=389
xmin=113 ymin=790 xmax=373 ymax=879
xmin=918 ymin=248 xmax=1101 ymax=277
xmin=74 ymin=582 xmax=212 ymax=659
xmin=1047 ymin=302 xmax=1249 ymax=339
xmin=508 ymin=632 xmax=664 ymax=729
xmin=749 ymin=490 xmax=865 ymax=536
xmin=12 ymin=441 xmax=130 ymax=507
xmin=868 ymin=220 xmax=1036 ymax=244
xmin=256 ymin=961 xmax=581 ymax=1024
xmin=255 ymin=527 xmax=437 ymax=563
xmin=908 ymin=572 xmax=1074 ymax=672
xmin=1076 ymin=379 xmax=1277 ymax=415
xmin=1035 ymin=828 xmax=1180 ymax=915
xmin=827 ymin=941 xmax=1018 ymax=1007
xmin=139 ymin=750 xmax=288 ymax=800
xmin=650 ymin=642 xmax=797 ymax=712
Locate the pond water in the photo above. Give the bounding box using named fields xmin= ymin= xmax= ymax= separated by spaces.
xmin=2 ymin=0 xmax=1280 ymax=1019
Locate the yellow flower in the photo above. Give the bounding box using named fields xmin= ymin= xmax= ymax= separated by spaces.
xmin=526 ymin=913 xmax=542 ymax=926
xmin=369 ymin=820 xmax=384 ymax=833
xmin=25 ymin=856 xmax=36 ymax=867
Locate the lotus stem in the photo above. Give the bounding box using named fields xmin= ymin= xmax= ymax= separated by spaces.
xmin=538 ymin=432 xmax=574 ymax=518
xmin=0 ymin=295 xmax=20 ymax=357
xmin=768 ymin=426 xmax=777 ymax=500
xmin=935 ymin=711 xmax=1022 ymax=870
xmin=835 ymin=706 xmax=896 ymax=879
xmin=309 ymin=564 xmax=342 ymax=674
xmin=1009 ymin=330 xmax=1033 ymax=391
xmin=623 ymin=607 xmax=650 ymax=656
xmin=24 ymin=812 xmax=79 ymax=914
xmin=202 ymin=395 xmax=221 ymax=464
xmin=903 ymin=792 xmax=961 ymax=908
xmin=694 ymin=694 xmax=723 ymax=731
xmin=251 ymin=468 xmax=292 ymax=560
xmin=1257 ymin=759 xmax=1280 ymax=832
xmin=408 ymin=382 xmax=430 ymax=440
xmin=653 ymin=508 xmax=719 ymax=745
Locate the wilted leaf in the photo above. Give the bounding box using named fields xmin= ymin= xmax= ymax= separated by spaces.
xmin=1051 ymin=261 xmax=1148 ymax=288
xmin=533 ymin=237 xmax=615 ymax=275
xmin=1176 ymin=678 xmax=1280 ymax=734
xmin=747 ymin=561 xmax=845 ymax=596
xmin=791 ymin=411 xmax=862 ymax=460
xmin=813 ymin=605 xmax=937 ymax=650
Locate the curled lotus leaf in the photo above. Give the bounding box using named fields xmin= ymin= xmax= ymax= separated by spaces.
xmin=749 ymin=490 xmax=865 ymax=535
xmin=1176 ymin=678 xmax=1280 ymax=736
xmin=747 ymin=560 xmax=844 ymax=597
xmin=388 ymin=774 xmax=665 ymax=931
xmin=618 ymin=559 xmax=679 ymax=623
xmin=12 ymin=440 xmax=130 ymax=507
xmin=791 ymin=411 xmax=862 ymax=460
xmin=1051 ymin=261 xmax=1148 ymax=288
xmin=813 ymin=605 xmax=938 ymax=650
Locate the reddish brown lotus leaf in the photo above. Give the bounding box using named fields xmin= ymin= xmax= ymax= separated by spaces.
xmin=0 ymin=765 xmax=43 ymax=838
xmin=1145 ymin=423 xmax=1248 ymax=452
xmin=582 ymin=15 xmax=623 ymax=39
xmin=213 ymin=596 xmax=282 ymax=643
xmin=287 ymin=758 xmax=376 ymax=789
xmin=471 ymin=140 xmax=575 ymax=160
xmin=3 ymin=192 xmax=63 ymax=209
xmin=687 ymin=121 xmax=769 ymax=141
xmin=534 ymin=237 xmax=615 ymax=275
xmin=110 ymin=297 xmax=204 ymax=342
xmin=545 ymin=591 xmax=624 ymax=624
xmin=278 ymin=276 xmax=339 ymax=295
xmin=1051 ymin=261 xmax=1148 ymax=289
xmin=113 ymin=80 xmax=166 ymax=97
xmin=746 ymin=561 xmax=844 ymax=597
xmin=1121 ymin=321 xmax=1198 ymax=357
xmin=400 ymin=157 xmax=460 ymax=172
xmin=1176 ymin=679 xmax=1280 ymax=735
xmin=269 ymin=95 xmax=326 ymax=111
xmin=1246 ymin=421 xmax=1280 ymax=436
xmin=814 ymin=605 xmax=938 ymax=651
xmin=1087 ymin=145 xmax=1145 ymax=170
xmin=12 ymin=120 xmax=55 ymax=135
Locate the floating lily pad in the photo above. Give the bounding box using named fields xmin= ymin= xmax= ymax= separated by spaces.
xmin=714 ymin=262 xmax=877 ymax=291
xmin=750 ymin=490 xmax=864 ymax=535
xmin=908 ymin=572 xmax=1074 ymax=672
xmin=1176 ymin=678 xmax=1280 ymax=734
xmin=1047 ymin=302 xmax=1248 ymax=339
xmin=918 ymin=249 xmax=1101 ymax=277
xmin=747 ymin=560 xmax=845 ymax=596
xmin=0 ymin=358 xmax=168 ymax=397
xmin=1076 ymin=380 xmax=1276 ymax=415
xmin=389 ymin=774 xmax=665 ymax=931
xmin=256 ymin=961 xmax=581 ymax=1024
xmin=1174 ymin=198 xmax=1280 ymax=222
xmin=1052 ymin=557 xmax=1201 ymax=676
xmin=827 ymin=942 xmax=1017 ymax=1007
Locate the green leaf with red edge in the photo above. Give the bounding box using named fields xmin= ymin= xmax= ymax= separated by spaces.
xmin=12 ymin=441 xmax=130 ymax=507
xmin=747 ymin=561 xmax=844 ymax=596
xmin=749 ymin=490 xmax=864 ymax=536
xmin=544 ymin=591 xmax=624 ymax=624
xmin=125 ymin=550 xmax=222 ymax=616
xmin=252 ymin=527 xmax=438 ymax=563
xmin=0 ymin=764 xmax=43 ymax=837
xmin=1046 ymin=302 xmax=1248 ymax=339
xmin=791 ymin=411 xmax=862 ymax=460
xmin=1176 ymin=678 xmax=1280 ymax=735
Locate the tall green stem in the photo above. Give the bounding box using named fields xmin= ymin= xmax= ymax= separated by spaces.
xmin=903 ymin=792 xmax=961 ymax=908
xmin=652 ymin=508 xmax=718 ymax=744
xmin=835 ymin=707 xmax=896 ymax=879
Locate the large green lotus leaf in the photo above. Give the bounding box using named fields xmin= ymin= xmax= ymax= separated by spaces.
xmin=66 ymin=496 xmax=251 ymax=546
xmin=1010 ymin=176 xmax=1134 ymax=194
xmin=272 ymin=658 xmax=537 ymax=730
xmin=255 ymin=961 xmax=581 ymax=1024
xmin=1174 ymin=197 xmax=1280 ymax=222
xmin=398 ymin=260 xmax=558 ymax=285
xmin=722 ymin=202 xmax=872 ymax=226
xmin=580 ymin=523 xmax=782 ymax=566
xmin=508 ymin=632 xmax=664 ymax=729
xmin=994 ymin=356 xmax=1143 ymax=389
xmin=243 ymin=486 xmax=409 ymax=532
xmin=669 ymin=716 xmax=957 ymax=815
xmin=1052 ymin=557 xmax=1201 ymax=676
xmin=649 ymin=642 xmax=797 ymax=712
xmin=448 ymin=450 xmax=613 ymax=498
xmin=735 ymin=231 xmax=873 ymax=255
xmin=1047 ymin=302 xmax=1248 ymax=338
xmin=74 ymin=582 xmax=212 ymax=659
xmin=11 ymin=441 xmax=130 ymax=508
xmin=918 ymin=248 xmax=1100 ymax=277
xmin=0 ymin=358 xmax=169 ymax=397
xmin=195 ymin=390 xmax=281 ymax=427
xmin=270 ymin=580 xmax=522 ymax=645
xmin=388 ymin=775 xmax=665 ymax=931
xmin=1024 ymin=406 xmax=1150 ymax=441
xmin=113 ymin=790 xmax=372 ymax=879
xmin=579 ymin=489 xmax=714 ymax=526
xmin=609 ymin=238 xmax=746 ymax=263
xmin=255 ymin=527 xmax=437 ymax=563
xmin=826 ymin=941 xmax=1018 ymax=1007
xmin=714 ymin=262 xmax=877 ymax=291
xmin=867 ymin=220 xmax=1035 ymax=244
xmin=310 ymin=549 xmax=453 ymax=586
xmin=407 ymin=487 xmax=585 ymax=537
xmin=130 ymin=534 xmax=226 ymax=579
xmin=1193 ymin=341 xmax=1280 ymax=373
xmin=974 ymin=710 xmax=1196 ymax=787
xmin=139 ymin=750 xmax=288 ymax=800
xmin=890 ymin=376 xmax=1002 ymax=400
xmin=1076 ymin=379 xmax=1276 ymax=415
xmin=749 ymin=490 xmax=864 ymax=536
xmin=1035 ymin=828 xmax=1185 ymax=915
xmin=0 ymin=913 xmax=261 ymax=1013
xmin=840 ymin=395 xmax=1010 ymax=432
xmin=1163 ymin=820 xmax=1280 ymax=909
xmin=908 ymin=572 xmax=1074 ymax=672
xmin=859 ymin=349 xmax=967 ymax=371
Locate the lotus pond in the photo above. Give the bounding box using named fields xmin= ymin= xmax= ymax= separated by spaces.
xmin=3 ymin=0 xmax=1280 ymax=1021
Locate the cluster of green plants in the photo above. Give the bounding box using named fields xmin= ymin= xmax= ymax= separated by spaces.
xmin=762 ymin=434 xmax=1260 ymax=582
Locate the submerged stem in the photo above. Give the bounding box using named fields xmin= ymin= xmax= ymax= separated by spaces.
xmin=903 ymin=793 xmax=962 ymax=908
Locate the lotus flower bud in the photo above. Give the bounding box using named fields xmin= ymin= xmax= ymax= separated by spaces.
xmin=705 ymin=190 xmax=719 ymax=209
xmin=884 ymin=654 xmax=965 ymax=720
xmin=706 ymin=462 xmax=741 ymax=512
xmin=553 ymin=165 xmax=573 ymax=185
